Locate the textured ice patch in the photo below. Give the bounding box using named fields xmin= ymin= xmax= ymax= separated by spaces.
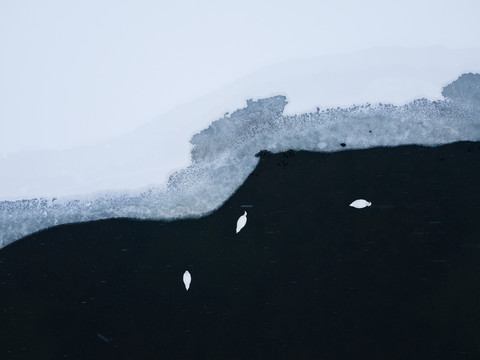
xmin=1 ymin=73 xmax=480 ymax=248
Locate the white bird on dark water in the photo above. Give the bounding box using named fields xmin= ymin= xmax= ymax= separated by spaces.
xmin=236 ymin=211 xmax=247 ymax=233
xmin=183 ymin=271 xmax=191 ymax=291
xmin=349 ymin=199 xmax=372 ymax=209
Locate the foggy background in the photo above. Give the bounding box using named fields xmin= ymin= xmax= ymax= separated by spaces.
xmin=2 ymin=0 xmax=480 ymax=154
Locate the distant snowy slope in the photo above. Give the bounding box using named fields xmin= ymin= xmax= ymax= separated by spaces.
xmin=216 ymin=46 xmax=480 ymax=113
xmin=1 ymin=47 xmax=479 ymax=200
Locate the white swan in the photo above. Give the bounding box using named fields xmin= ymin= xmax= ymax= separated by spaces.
xmin=236 ymin=211 xmax=247 ymax=233
xmin=349 ymin=199 xmax=372 ymax=209
xmin=183 ymin=271 xmax=191 ymax=291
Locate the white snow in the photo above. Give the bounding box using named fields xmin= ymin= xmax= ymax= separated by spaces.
xmin=1 ymin=47 xmax=479 ymax=201
xmin=0 ymin=47 xmax=480 ymax=248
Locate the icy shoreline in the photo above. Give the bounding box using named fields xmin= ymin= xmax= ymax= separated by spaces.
xmin=1 ymin=73 xmax=479 ymax=248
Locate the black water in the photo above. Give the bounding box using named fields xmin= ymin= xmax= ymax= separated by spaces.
xmin=1 ymin=142 xmax=480 ymax=359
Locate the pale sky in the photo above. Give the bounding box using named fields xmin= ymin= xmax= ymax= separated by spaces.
xmin=1 ymin=0 xmax=480 ymax=154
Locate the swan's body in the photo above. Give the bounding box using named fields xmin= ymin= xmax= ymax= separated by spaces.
xmin=183 ymin=271 xmax=191 ymax=291
xmin=349 ymin=199 xmax=372 ymax=209
xmin=236 ymin=211 xmax=247 ymax=233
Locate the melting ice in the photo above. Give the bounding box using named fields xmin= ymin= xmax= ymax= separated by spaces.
xmin=0 ymin=72 xmax=480 ymax=248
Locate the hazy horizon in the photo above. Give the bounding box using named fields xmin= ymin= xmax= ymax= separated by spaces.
xmin=2 ymin=0 xmax=480 ymax=154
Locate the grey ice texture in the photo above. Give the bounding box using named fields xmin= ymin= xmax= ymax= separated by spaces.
xmin=3 ymin=47 xmax=480 ymax=201
xmin=1 ymin=73 xmax=479 ymax=248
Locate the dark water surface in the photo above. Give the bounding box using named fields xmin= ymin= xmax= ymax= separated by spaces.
xmin=1 ymin=142 xmax=480 ymax=359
